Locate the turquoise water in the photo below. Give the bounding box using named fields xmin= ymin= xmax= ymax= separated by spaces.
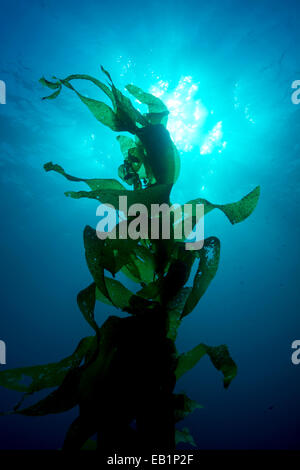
xmin=0 ymin=0 xmax=300 ymax=449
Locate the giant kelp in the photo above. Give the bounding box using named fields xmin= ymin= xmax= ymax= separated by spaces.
xmin=0 ymin=68 xmax=260 ymax=450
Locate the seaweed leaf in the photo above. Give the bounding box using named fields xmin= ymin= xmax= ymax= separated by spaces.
xmin=40 ymin=74 xmax=113 ymax=101
xmin=95 ymin=279 xmax=133 ymax=310
xmin=181 ymin=237 xmax=220 ymax=318
xmin=181 ymin=186 xmax=260 ymax=238
xmin=167 ymin=287 xmax=192 ymax=341
xmin=136 ymin=278 xmax=164 ymax=300
xmin=126 ymin=84 xmax=168 ymax=113
xmin=173 ymin=393 xmax=203 ymax=422
xmin=41 ymin=75 xmax=123 ymax=131
xmin=175 ymin=427 xmax=196 ymax=447
xmin=40 ymin=71 xmax=147 ymax=132
xmin=84 ymin=225 xmax=136 ymax=277
xmin=65 ymin=182 xmax=172 ymax=211
xmin=83 ymin=225 xmax=135 ymax=308
xmin=83 ymin=226 xmax=152 ymax=312
xmin=15 ymin=368 xmax=82 ymax=416
xmin=39 ymin=77 xmax=61 ymax=90
xmin=77 ymin=316 xmax=124 ymax=404
xmin=8 ymin=316 xmax=123 ymax=416
xmin=0 ymin=336 xmax=94 ymax=394
xmin=39 ymin=77 xmax=62 ymax=100
xmin=17 ymin=315 xmax=126 ymax=417
xmin=81 ymin=438 xmax=97 ymax=450
xmin=122 ymin=245 xmax=156 ymax=284
xmin=176 ymin=343 xmax=237 ymax=388
xmin=42 ymin=89 xmax=62 ymax=100
xmin=126 ymin=84 xmax=169 ymax=126
xmin=44 ymin=162 xmax=125 ymax=192
xmin=77 ymin=283 xmax=99 ymax=333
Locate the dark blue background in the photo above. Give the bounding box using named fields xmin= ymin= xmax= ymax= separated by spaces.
xmin=0 ymin=0 xmax=300 ymax=449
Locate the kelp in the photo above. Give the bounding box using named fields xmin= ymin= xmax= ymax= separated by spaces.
xmin=0 ymin=336 xmax=94 ymax=395
xmin=181 ymin=237 xmax=221 ymax=318
xmin=0 ymin=67 xmax=260 ymax=450
xmin=176 ymin=343 xmax=237 ymax=388
xmin=175 ymin=427 xmax=197 ymax=447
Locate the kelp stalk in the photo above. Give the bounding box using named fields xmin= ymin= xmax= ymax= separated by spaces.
xmin=0 ymin=67 xmax=260 ymax=451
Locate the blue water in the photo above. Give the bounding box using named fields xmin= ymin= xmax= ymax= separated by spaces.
xmin=0 ymin=0 xmax=300 ymax=449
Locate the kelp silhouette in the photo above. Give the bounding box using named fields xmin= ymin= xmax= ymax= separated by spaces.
xmin=0 ymin=67 xmax=260 ymax=450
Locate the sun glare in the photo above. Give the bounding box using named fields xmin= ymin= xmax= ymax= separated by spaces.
xmin=149 ymin=76 xmax=226 ymax=155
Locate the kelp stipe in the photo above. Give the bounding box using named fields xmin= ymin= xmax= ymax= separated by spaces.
xmin=0 ymin=67 xmax=260 ymax=450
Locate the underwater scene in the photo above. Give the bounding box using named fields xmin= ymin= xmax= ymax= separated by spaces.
xmin=0 ymin=0 xmax=300 ymax=454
